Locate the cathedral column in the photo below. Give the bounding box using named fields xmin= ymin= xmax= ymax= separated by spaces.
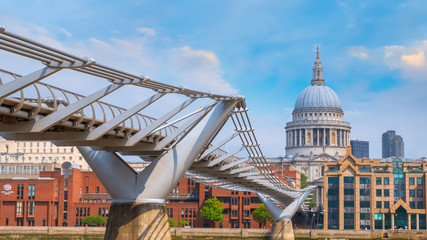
xmin=344 ymin=130 xmax=347 ymax=146
xmin=291 ymin=130 xmax=294 ymax=146
xmin=346 ymin=131 xmax=349 ymax=146
xmin=299 ymin=129 xmax=302 ymax=147
xmin=310 ymin=128 xmax=314 ymax=146
xmin=295 ymin=130 xmax=298 ymax=147
xmin=317 ymin=128 xmax=319 ymax=146
xmin=323 ymin=128 xmax=326 ymax=146
xmin=338 ymin=129 xmax=341 ymax=147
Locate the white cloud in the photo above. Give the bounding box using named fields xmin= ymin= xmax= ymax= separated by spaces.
xmin=349 ymin=46 xmax=369 ymax=59
xmin=383 ymin=41 xmax=427 ymax=81
xmin=137 ymin=27 xmax=156 ymax=37
xmin=401 ymin=51 xmax=425 ymax=66
xmin=168 ymin=46 xmax=237 ymax=94
xmin=58 ymin=27 xmax=72 ymax=37
xmin=349 ymin=41 xmax=427 ymax=82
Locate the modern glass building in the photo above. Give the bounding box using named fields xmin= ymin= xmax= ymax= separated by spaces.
xmin=324 ymin=145 xmax=427 ymax=230
xmin=350 ymin=140 xmax=369 ymax=158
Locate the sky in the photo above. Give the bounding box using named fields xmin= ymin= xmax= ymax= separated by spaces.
xmin=0 ymin=0 xmax=426 ymax=159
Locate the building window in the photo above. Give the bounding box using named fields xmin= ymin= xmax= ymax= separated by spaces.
xmin=328 ymin=166 xmax=339 ymax=172
xmin=243 ymin=197 xmax=250 ymax=205
xmin=28 ymin=202 xmax=35 ymax=216
xmin=17 ymin=184 xmax=24 ymax=199
xmin=243 ymin=220 xmax=251 ymax=228
xmin=418 ymin=189 xmax=423 ymax=197
xmin=243 ymin=209 xmax=250 ymax=218
xmin=418 ymin=201 xmax=424 ymax=209
xmin=28 ymin=218 xmax=35 ymax=226
xmin=418 ymin=178 xmax=423 ymax=185
xmin=376 ymin=177 xmax=382 ymax=185
xmin=63 ymin=212 xmax=67 ymax=220
xmin=384 ymin=177 xmax=389 ymax=185
xmin=64 ymin=191 xmax=68 ymax=200
xmin=76 ymin=208 xmax=79 ymax=217
xmin=16 ymin=202 xmax=23 ymax=215
xmin=86 ymin=186 xmax=89 ymax=193
xmin=410 ymin=201 xmax=416 ymax=209
xmin=5 ymin=218 xmax=9 ymax=226
xmin=384 ymin=189 xmax=390 ymax=197
xmin=376 ymin=189 xmax=382 ymax=197
xmin=376 ymin=201 xmax=382 ymax=209
xmin=231 ymin=197 xmax=238 ymax=205
xmin=231 ymin=209 xmax=238 ymax=217
xmin=17 ymin=218 xmax=23 ymax=226
xmin=64 ymin=202 xmax=68 ymax=212
xmin=231 ymin=220 xmax=239 ymax=228
xmin=181 ymin=208 xmax=184 ymax=217
xmin=410 ymin=190 xmax=415 ymax=197
xmin=384 ymin=201 xmax=390 ymax=208
xmin=96 ymin=187 xmax=100 ymax=193
xmin=410 ymin=178 xmax=415 ymax=185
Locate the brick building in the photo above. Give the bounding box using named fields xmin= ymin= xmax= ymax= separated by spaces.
xmin=0 ymin=161 xmax=300 ymax=228
xmin=0 ymin=162 xmax=111 ymax=227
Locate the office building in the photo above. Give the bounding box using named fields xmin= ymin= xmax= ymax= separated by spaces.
xmin=382 ymin=130 xmax=404 ymax=158
xmin=324 ymin=145 xmax=427 ymax=230
xmin=350 ymin=140 xmax=369 ymax=158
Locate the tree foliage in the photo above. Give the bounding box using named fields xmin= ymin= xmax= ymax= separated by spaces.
xmin=178 ymin=220 xmax=188 ymax=228
xmin=81 ymin=215 xmax=107 ymax=226
xmin=200 ymin=198 xmax=224 ymax=224
xmin=300 ymin=173 xmax=309 ymax=189
xmin=168 ymin=218 xmax=177 ymax=227
xmin=252 ymin=204 xmax=273 ymax=228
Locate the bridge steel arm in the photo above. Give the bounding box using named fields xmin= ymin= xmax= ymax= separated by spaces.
xmin=76 ymin=100 xmax=238 ymax=239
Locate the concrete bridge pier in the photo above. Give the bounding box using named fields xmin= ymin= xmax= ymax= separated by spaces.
xmin=257 ymin=189 xmax=312 ymax=240
xmin=77 ymin=101 xmax=238 ymax=240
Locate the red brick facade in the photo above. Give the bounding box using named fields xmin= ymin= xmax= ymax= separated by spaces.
xmin=0 ymin=164 xmax=300 ymax=228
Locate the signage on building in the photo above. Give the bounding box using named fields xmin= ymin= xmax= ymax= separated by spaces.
xmin=1 ymin=184 xmax=14 ymax=195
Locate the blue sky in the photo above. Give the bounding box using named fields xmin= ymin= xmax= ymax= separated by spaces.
xmin=1 ymin=0 xmax=427 ymax=158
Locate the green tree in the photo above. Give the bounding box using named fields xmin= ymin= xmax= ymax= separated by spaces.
xmin=300 ymin=173 xmax=317 ymax=208
xmin=300 ymin=173 xmax=309 ymax=189
xmin=168 ymin=218 xmax=177 ymax=227
xmin=252 ymin=204 xmax=273 ymax=228
xmin=178 ymin=220 xmax=188 ymax=228
xmin=200 ymin=198 xmax=224 ymax=226
xmin=81 ymin=215 xmax=107 ymax=226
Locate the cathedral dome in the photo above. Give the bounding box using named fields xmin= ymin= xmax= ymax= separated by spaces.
xmin=294 ymin=84 xmax=342 ymax=112
xmin=293 ymin=47 xmax=342 ymax=113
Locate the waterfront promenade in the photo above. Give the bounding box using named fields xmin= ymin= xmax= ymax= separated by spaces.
xmin=2 ymin=226 xmax=427 ymax=239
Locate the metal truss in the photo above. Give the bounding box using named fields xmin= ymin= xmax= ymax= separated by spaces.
xmin=0 ymin=26 xmax=312 ymax=215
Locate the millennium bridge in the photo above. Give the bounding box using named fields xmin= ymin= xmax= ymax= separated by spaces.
xmin=0 ymin=26 xmax=313 ymax=240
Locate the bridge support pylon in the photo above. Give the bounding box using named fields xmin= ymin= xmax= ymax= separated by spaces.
xmin=257 ymin=189 xmax=312 ymax=240
xmin=77 ymin=100 xmax=238 ymax=240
